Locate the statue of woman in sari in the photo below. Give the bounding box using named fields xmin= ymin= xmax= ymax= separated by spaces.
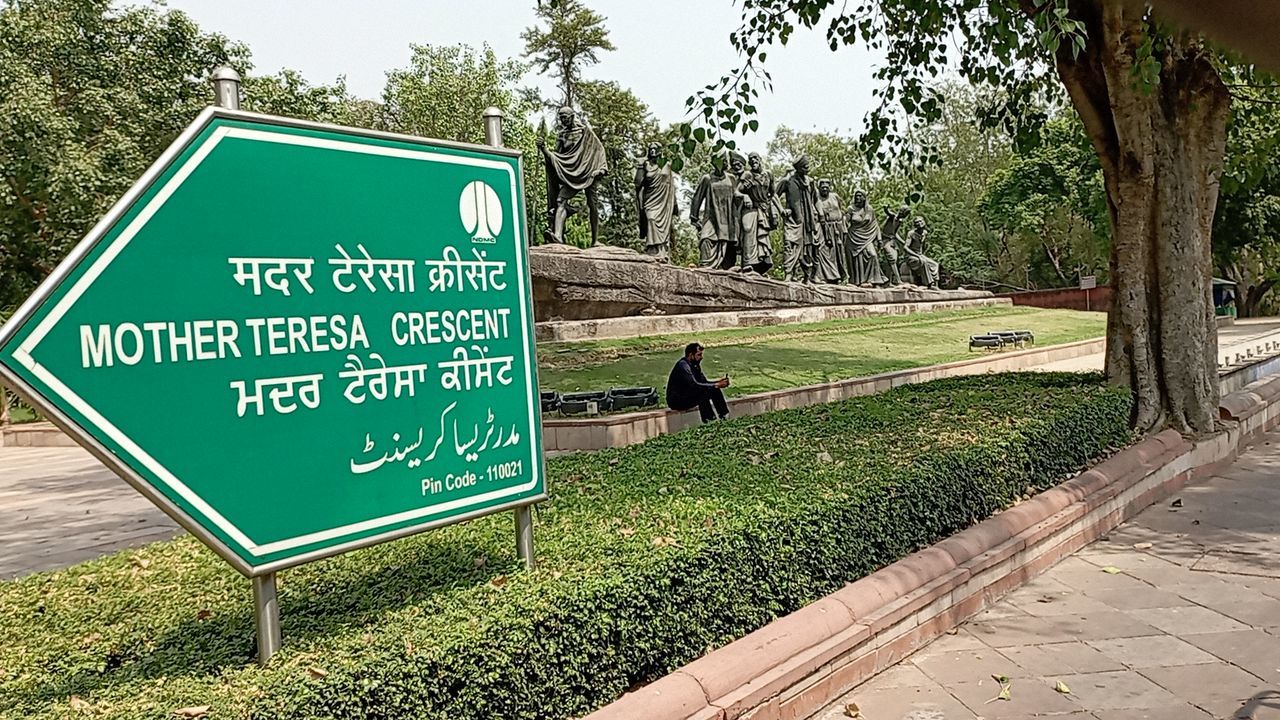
xmin=816 ymin=179 xmax=847 ymax=284
xmin=736 ymin=152 xmax=776 ymax=274
xmin=634 ymin=143 xmax=678 ymax=261
xmin=690 ymin=153 xmax=741 ymax=270
xmin=845 ymin=189 xmax=887 ymax=287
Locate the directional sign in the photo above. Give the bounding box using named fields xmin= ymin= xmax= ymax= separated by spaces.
xmin=0 ymin=109 xmax=545 ymax=575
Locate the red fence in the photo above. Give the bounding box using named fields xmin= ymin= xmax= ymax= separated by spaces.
xmin=995 ymin=286 xmax=1112 ymax=312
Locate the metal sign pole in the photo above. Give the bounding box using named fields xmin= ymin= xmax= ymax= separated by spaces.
xmin=252 ymin=573 xmax=282 ymax=664
xmin=209 ymin=64 xmax=282 ymax=664
xmin=482 ymin=106 xmax=536 ymax=570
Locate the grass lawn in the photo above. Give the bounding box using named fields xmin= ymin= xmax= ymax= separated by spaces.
xmin=0 ymin=375 xmax=1132 ymax=720
xmin=537 ymin=306 xmax=1106 ymax=401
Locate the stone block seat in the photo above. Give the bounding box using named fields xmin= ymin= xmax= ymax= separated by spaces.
xmin=607 ymin=386 xmax=659 ymax=411
xmin=540 ymin=391 xmax=562 ymax=413
xmin=969 ymin=334 xmax=1004 ymax=351
xmin=558 ymin=390 xmax=613 ymax=415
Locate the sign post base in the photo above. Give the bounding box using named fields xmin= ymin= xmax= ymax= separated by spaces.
xmin=515 ymin=505 xmax=535 ymax=570
xmin=253 ymin=573 xmax=281 ymax=666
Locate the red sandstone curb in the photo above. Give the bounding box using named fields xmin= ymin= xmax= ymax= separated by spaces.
xmin=582 ymin=376 xmax=1280 ymax=720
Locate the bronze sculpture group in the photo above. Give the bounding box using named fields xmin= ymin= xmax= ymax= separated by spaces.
xmin=539 ymin=106 xmax=941 ymax=289
xmin=684 ymin=153 xmax=941 ymax=289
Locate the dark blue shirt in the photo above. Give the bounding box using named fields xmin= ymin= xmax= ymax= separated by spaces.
xmin=666 ymin=357 xmax=717 ymax=410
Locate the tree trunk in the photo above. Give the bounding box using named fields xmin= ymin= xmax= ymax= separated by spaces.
xmin=1243 ymin=280 xmax=1275 ymax=318
xmin=1055 ymin=1 xmax=1229 ymax=434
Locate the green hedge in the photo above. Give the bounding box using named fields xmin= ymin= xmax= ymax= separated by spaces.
xmin=0 ymin=373 xmax=1132 ymax=720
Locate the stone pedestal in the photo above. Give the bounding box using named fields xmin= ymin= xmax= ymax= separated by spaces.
xmin=530 ymin=244 xmax=992 ymax=321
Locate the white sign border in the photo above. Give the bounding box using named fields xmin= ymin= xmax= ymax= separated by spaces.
xmin=1 ymin=111 xmax=544 ymax=569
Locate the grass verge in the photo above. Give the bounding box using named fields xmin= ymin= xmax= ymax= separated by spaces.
xmin=0 ymin=373 xmax=1131 ymax=720
xmin=537 ymin=307 xmax=1105 ymax=401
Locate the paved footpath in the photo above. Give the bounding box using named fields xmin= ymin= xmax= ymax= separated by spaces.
xmin=0 ymin=446 xmax=177 ymax=579
xmin=817 ymin=431 xmax=1280 ymax=720
xmin=1036 ymin=318 xmax=1280 ymax=373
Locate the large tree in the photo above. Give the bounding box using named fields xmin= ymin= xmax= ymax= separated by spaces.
xmin=981 ymin=115 xmax=1109 ymax=289
xmin=575 ymin=79 xmax=661 ymax=248
xmin=685 ymin=0 xmax=1246 ymax=434
xmin=521 ymin=0 xmax=615 ymax=109
xmin=377 ymin=43 xmax=547 ymax=245
xmin=0 ymin=0 xmax=355 ymax=312
xmin=1212 ymin=70 xmax=1280 ymax=318
xmin=0 ymin=0 xmax=244 ymax=311
xmin=766 ymin=126 xmax=871 ymax=200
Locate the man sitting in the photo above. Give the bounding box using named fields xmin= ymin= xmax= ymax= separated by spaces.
xmin=666 ymin=342 xmax=731 ymax=423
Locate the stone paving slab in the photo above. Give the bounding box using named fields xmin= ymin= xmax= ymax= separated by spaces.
xmin=0 ymin=446 xmax=177 ymax=578
xmin=818 ymin=431 xmax=1280 ymax=720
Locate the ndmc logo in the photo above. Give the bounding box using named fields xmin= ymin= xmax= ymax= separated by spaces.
xmin=459 ymin=180 xmax=503 ymax=244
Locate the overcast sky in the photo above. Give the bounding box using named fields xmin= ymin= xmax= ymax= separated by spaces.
xmin=156 ymin=0 xmax=885 ymax=146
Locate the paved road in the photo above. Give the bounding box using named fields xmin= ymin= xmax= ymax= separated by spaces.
xmin=0 ymin=446 xmax=177 ymax=579
xmin=817 ymin=431 xmax=1280 ymax=720
xmin=1035 ymin=318 xmax=1280 ymax=373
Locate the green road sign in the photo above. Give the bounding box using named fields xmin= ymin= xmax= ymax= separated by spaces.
xmin=0 ymin=109 xmax=546 ymax=575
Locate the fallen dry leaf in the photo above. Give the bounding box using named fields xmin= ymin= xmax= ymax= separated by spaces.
xmin=130 ymin=556 xmax=151 ymax=569
xmin=489 ymin=574 xmax=508 ymax=589
xmin=986 ymin=677 xmax=1013 ymax=703
xmin=1133 ymin=542 xmax=1154 ymax=550
xmin=618 ymin=527 xmax=636 ymax=537
xmin=1101 ymin=566 xmax=1122 ymax=575
xmin=843 ymin=701 xmax=862 ymax=718
xmin=816 ymin=451 xmax=834 ymax=464
xmin=473 ymin=556 xmax=487 ymax=569
xmin=306 ymin=666 xmax=328 ymax=679
xmin=651 ymin=536 xmax=678 ymax=548
xmin=1171 ymin=498 xmax=1184 ymax=508
xmin=172 ymin=706 xmax=210 ymax=718
xmin=196 ymin=609 xmax=212 ymax=621
xmin=1055 ymin=680 xmax=1072 ymax=694
xmin=69 ymin=696 xmax=91 ymax=711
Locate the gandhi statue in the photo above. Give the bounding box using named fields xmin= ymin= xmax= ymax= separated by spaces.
xmin=539 ymin=107 xmax=608 ymax=245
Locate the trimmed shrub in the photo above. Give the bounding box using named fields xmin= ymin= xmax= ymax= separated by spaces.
xmin=0 ymin=373 xmax=1132 ymax=720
